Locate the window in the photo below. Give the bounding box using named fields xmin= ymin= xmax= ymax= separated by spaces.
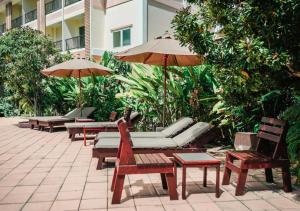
xmin=112 ymin=28 xmax=131 ymax=48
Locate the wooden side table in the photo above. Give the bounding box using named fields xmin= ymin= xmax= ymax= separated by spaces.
xmin=173 ymin=153 xmax=221 ymax=199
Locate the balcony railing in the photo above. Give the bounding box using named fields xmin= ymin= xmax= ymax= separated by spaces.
xmin=12 ymin=16 xmax=22 ymax=28
xmin=25 ymin=9 xmax=37 ymax=23
xmin=54 ymin=40 xmax=62 ymax=51
xmin=45 ymin=0 xmax=62 ymax=15
xmin=65 ymin=0 xmax=81 ymax=7
xmin=0 ymin=23 xmax=5 ymax=34
xmin=65 ymin=35 xmax=85 ymax=50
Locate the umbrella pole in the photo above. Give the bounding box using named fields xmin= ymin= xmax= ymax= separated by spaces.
xmin=163 ymin=54 xmax=168 ymax=127
xmin=79 ymin=71 xmax=82 ymax=117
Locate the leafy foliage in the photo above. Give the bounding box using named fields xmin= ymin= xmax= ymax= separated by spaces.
xmin=115 ymin=64 xmax=219 ymax=129
xmin=0 ymin=27 xmax=69 ymax=116
xmin=172 ymin=0 xmax=300 ymax=182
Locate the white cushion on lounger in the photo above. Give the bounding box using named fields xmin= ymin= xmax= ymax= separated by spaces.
xmin=161 ymin=117 xmax=194 ymax=137
xmin=95 ymin=137 xmax=177 ymax=149
xmin=95 ymin=117 xmax=193 ymax=139
xmin=173 ymin=122 xmax=210 ymax=147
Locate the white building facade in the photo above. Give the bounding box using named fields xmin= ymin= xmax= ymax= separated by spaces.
xmin=0 ymin=0 xmax=184 ymax=59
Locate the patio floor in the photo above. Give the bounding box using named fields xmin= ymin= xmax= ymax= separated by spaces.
xmin=0 ymin=118 xmax=299 ymax=211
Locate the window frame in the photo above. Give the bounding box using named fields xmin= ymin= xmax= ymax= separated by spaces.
xmin=112 ymin=27 xmax=131 ymax=48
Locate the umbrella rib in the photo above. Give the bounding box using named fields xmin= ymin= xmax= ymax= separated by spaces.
xmin=144 ymin=53 xmax=153 ymax=64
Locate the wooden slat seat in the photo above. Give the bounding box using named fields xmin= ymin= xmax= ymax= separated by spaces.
xmin=134 ymin=153 xmax=173 ymax=167
xmin=227 ymin=151 xmax=272 ymax=162
xmin=222 ymin=117 xmax=292 ymax=196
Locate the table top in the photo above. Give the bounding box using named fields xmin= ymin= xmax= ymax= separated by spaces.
xmin=173 ymin=153 xmax=221 ymax=165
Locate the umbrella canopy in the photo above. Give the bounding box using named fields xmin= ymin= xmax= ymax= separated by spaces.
xmin=41 ymin=58 xmax=113 ymax=117
xmin=115 ymin=33 xmax=203 ymax=66
xmin=41 ymin=58 xmax=113 ymax=77
xmin=115 ymin=32 xmax=204 ymax=126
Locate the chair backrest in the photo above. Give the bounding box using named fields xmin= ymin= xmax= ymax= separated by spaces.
xmin=256 ymin=117 xmax=288 ymax=159
xmin=117 ymin=119 xmax=136 ymax=165
xmin=109 ymin=111 xmax=118 ymax=122
xmin=172 ymin=122 xmax=210 ymax=147
xmin=161 ymin=117 xmax=194 ymax=138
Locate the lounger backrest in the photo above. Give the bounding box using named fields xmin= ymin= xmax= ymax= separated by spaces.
xmin=81 ymin=107 xmax=96 ymax=118
xmin=64 ymin=107 xmax=95 ymax=118
xmin=173 ymin=122 xmax=211 ymax=147
xmin=64 ymin=108 xmax=81 ymax=118
xmin=161 ymin=117 xmax=194 ymax=138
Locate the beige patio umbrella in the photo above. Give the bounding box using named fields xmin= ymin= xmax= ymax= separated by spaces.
xmin=115 ymin=32 xmax=204 ymax=125
xmin=41 ymin=58 xmax=113 ymax=116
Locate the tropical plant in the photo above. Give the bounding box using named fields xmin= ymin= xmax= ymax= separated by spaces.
xmin=115 ymin=64 xmax=219 ymax=129
xmin=172 ymin=0 xmax=300 ymax=182
xmin=0 ymin=27 xmax=69 ymax=116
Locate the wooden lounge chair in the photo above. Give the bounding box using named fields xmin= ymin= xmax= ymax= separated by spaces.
xmin=93 ymin=122 xmax=220 ymax=169
xmin=65 ymin=112 xmax=141 ymax=142
xmin=29 ymin=107 xmax=95 ymax=132
xmin=95 ymin=117 xmax=194 ymax=140
xmin=110 ymin=119 xmax=178 ymax=204
xmin=222 ymin=117 xmax=292 ymax=196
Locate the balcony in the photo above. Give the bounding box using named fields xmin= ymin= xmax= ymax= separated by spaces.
xmin=45 ymin=0 xmax=62 ymax=15
xmin=65 ymin=35 xmax=85 ymax=50
xmin=25 ymin=9 xmax=37 ymax=23
xmin=54 ymin=40 xmax=62 ymax=51
xmin=65 ymin=0 xmax=81 ymax=7
xmin=12 ymin=16 xmax=22 ymax=28
xmin=0 ymin=23 xmax=5 ymax=34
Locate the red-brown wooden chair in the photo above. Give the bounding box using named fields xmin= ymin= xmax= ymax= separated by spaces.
xmin=222 ymin=117 xmax=292 ymax=196
xmin=111 ymin=120 xmax=178 ymax=204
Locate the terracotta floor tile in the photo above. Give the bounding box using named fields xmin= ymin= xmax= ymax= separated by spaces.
xmin=0 ymin=203 xmax=24 ymax=211
xmin=163 ymin=203 xmax=194 ymax=211
xmin=30 ymin=192 xmax=57 ymax=202
xmin=216 ymin=201 xmax=250 ymax=211
xmin=0 ymin=186 xmax=13 ymax=200
xmin=79 ymin=198 xmax=107 ymax=209
xmin=22 ymin=202 xmax=52 ymax=211
xmin=242 ymin=199 xmax=277 ymax=210
xmin=136 ymin=205 xmax=165 ymax=211
xmin=56 ymin=190 xmax=83 ymax=200
xmin=267 ymin=197 xmax=300 ymax=209
xmin=82 ymin=189 xmax=107 ymax=199
xmin=50 ymin=200 xmax=80 ymax=211
xmin=191 ymin=202 xmax=222 ymax=211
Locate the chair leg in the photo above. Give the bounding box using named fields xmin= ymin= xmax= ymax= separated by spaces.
xmin=111 ymin=168 xmax=118 ymax=192
xmin=203 ymin=167 xmax=207 ymax=187
xmin=160 ymin=173 xmax=168 ymax=190
xmin=235 ymin=168 xmax=248 ymax=196
xmin=222 ymin=153 xmax=234 ymax=185
xmin=216 ymin=166 xmax=220 ymax=198
xmin=96 ymin=157 xmax=105 ymax=170
xmin=166 ymin=173 xmax=178 ymax=200
xmin=111 ymin=174 xmax=125 ymax=204
xmin=265 ymin=168 xmax=274 ymax=183
xmin=282 ymin=165 xmax=292 ymax=192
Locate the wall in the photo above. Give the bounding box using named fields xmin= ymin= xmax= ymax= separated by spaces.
xmin=147 ymin=0 xmax=178 ymax=40
xmin=64 ymin=14 xmax=84 ymax=39
xmin=104 ymin=0 xmax=146 ymax=52
xmin=46 ymin=23 xmax=62 ymax=41
xmin=90 ymin=3 xmax=105 ymax=55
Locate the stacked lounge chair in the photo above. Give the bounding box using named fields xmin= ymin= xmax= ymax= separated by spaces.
xmin=28 ymin=107 xmax=95 ymax=132
xmin=93 ymin=120 xmax=220 ymax=169
xmin=65 ymin=112 xmax=141 ymax=142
